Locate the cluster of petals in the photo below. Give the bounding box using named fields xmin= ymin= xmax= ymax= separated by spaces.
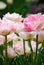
xmin=0 ymin=12 xmax=44 ymax=58
xmin=24 ymin=13 xmax=44 ymax=32
xmin=0 ymin=19 xmax=16 ymax=35
xmin=3 ymin=40 xmax=42 ymax=58
xmin=13 ymin=41 xmax=42 ymax=55
xmin=24 ymin=13 xmax=44 ymax=42
xmin=3 ymin=12 xmax=23 ymax=22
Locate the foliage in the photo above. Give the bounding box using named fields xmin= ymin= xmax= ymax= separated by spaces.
xmin=0 ymin=0 xmax=39 ymax=17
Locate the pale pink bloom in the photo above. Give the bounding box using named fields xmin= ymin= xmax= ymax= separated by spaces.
xmin=0 ymin=35 xmax=5 ymax=45
xmin=13 ymin=41 xmax=42 ymax=55
xmin=0 ymin=19 xmax=16 ymax=35
xmin=7 ymin=47 xmax=17 ymax=58
xmin=14 ymin=22 xmax=24 ymax=33
xmin=24 ymin=13 xmax=44 ymax=32
xmin=18 ymin=31 xmax=33 ymax=40
xmin=0 ymin=20 xmax=10 ymax=35
xmin=7 ymin=33 xmax=19 ymax=42
xmin=26 ymin=41 xmax=41 ymax=52
xmin=26 ymin=41 xmax=36 ymax=53
xmin=13 ymin=41 xmax=24 ymax=55
xmin=4 ymin=19 xmax=16 ymax=32
xmin=40 ymin=14 xmax=44 ymax=23
xmin=38 ymin=30 xmax=44 ymax=42
xmin=26 ymin=41 xmax=41 ymax=53
xmin=3 ymin=12 xmax=23 ymax=22
xmin=13 ymin=41 xmax=31 ymax=55
xmin=31 ymin=41 xmax=42 ymax=51
xmin=40 ymin=14 xmax=44 ymax=30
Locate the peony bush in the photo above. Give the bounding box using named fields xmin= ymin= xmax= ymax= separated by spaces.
xmin=0 ymin=12 xmax=44 ymax=65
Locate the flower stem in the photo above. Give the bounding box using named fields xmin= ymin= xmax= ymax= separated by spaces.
xmin=28 ymin=40 xmax=33 ymax=53
xmin=42 ymin=42 xmax=44 ymax=47
xmin=23 ymin=39 xmax=26 ymax=57
xmin=36 ymin=35 xmax=38 ymax=54
xmin=34 ymin=35 xmax=38 ymax=63
xmin=5 ymin=35 xmax=7 ymax=58
xmin=28 ymin=40 xmax=33 ymax=64
xmin=42 ymin=41 xmax=44 ymax=50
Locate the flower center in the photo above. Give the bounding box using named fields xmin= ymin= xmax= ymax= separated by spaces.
xmin=34 ymin=21 xmax=40 ymax=26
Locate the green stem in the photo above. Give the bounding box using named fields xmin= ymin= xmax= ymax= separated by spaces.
xmin=4 ymin=35 xmax=8 ymax=65
xmin=42 ymin=42 xmax=44 ymax=53
xmin=28 ymin=40 xmax=33 ymax=64
xmin=28 ymin=40 xmax=33 ymax=53
xmin=36 ymin=35 xmax=38 ymax=54
xmin=42 ymin=41 xmax=44 ymax=48
xmin=23 ymin=39 xmax=26 ymax=57
xmin=5 ymin=35 xmax=7 ymax=58
xmin=34 ymin=35 xmax=38 ymax=64
xmin=0 ymin=45 xmax=3 ymax=55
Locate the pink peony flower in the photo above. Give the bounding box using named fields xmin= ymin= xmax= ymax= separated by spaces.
xmin=7 ymin=33 xmax=19 ymax=42
xmin=24 ymin=13 xmax=44 ymax=32
xmin=7 ymin=47 xmax=17 ymax=58
xmin=14 ymin=22 xmax=24 ymax=33
xmin=4 ymin=19 xmax=16 ymax=32
xmin=13 ymin=41 xmax=24 ymax=55
xmin=0 ymin=19 xmax=16 ymax=35
xmin=38 ymin=30 xmax=44 ymax=42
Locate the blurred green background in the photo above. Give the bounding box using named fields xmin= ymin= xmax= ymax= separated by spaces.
xmin=0 ymin=0 xmax=44 ymax=17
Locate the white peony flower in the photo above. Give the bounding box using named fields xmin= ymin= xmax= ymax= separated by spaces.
xmin=3 ymin=12 xmax=23 ymax=22
xmin=0 ymin=1 xmax=7 ymax=10
xmin=7 ymin=0 xmax=13 ymax=4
